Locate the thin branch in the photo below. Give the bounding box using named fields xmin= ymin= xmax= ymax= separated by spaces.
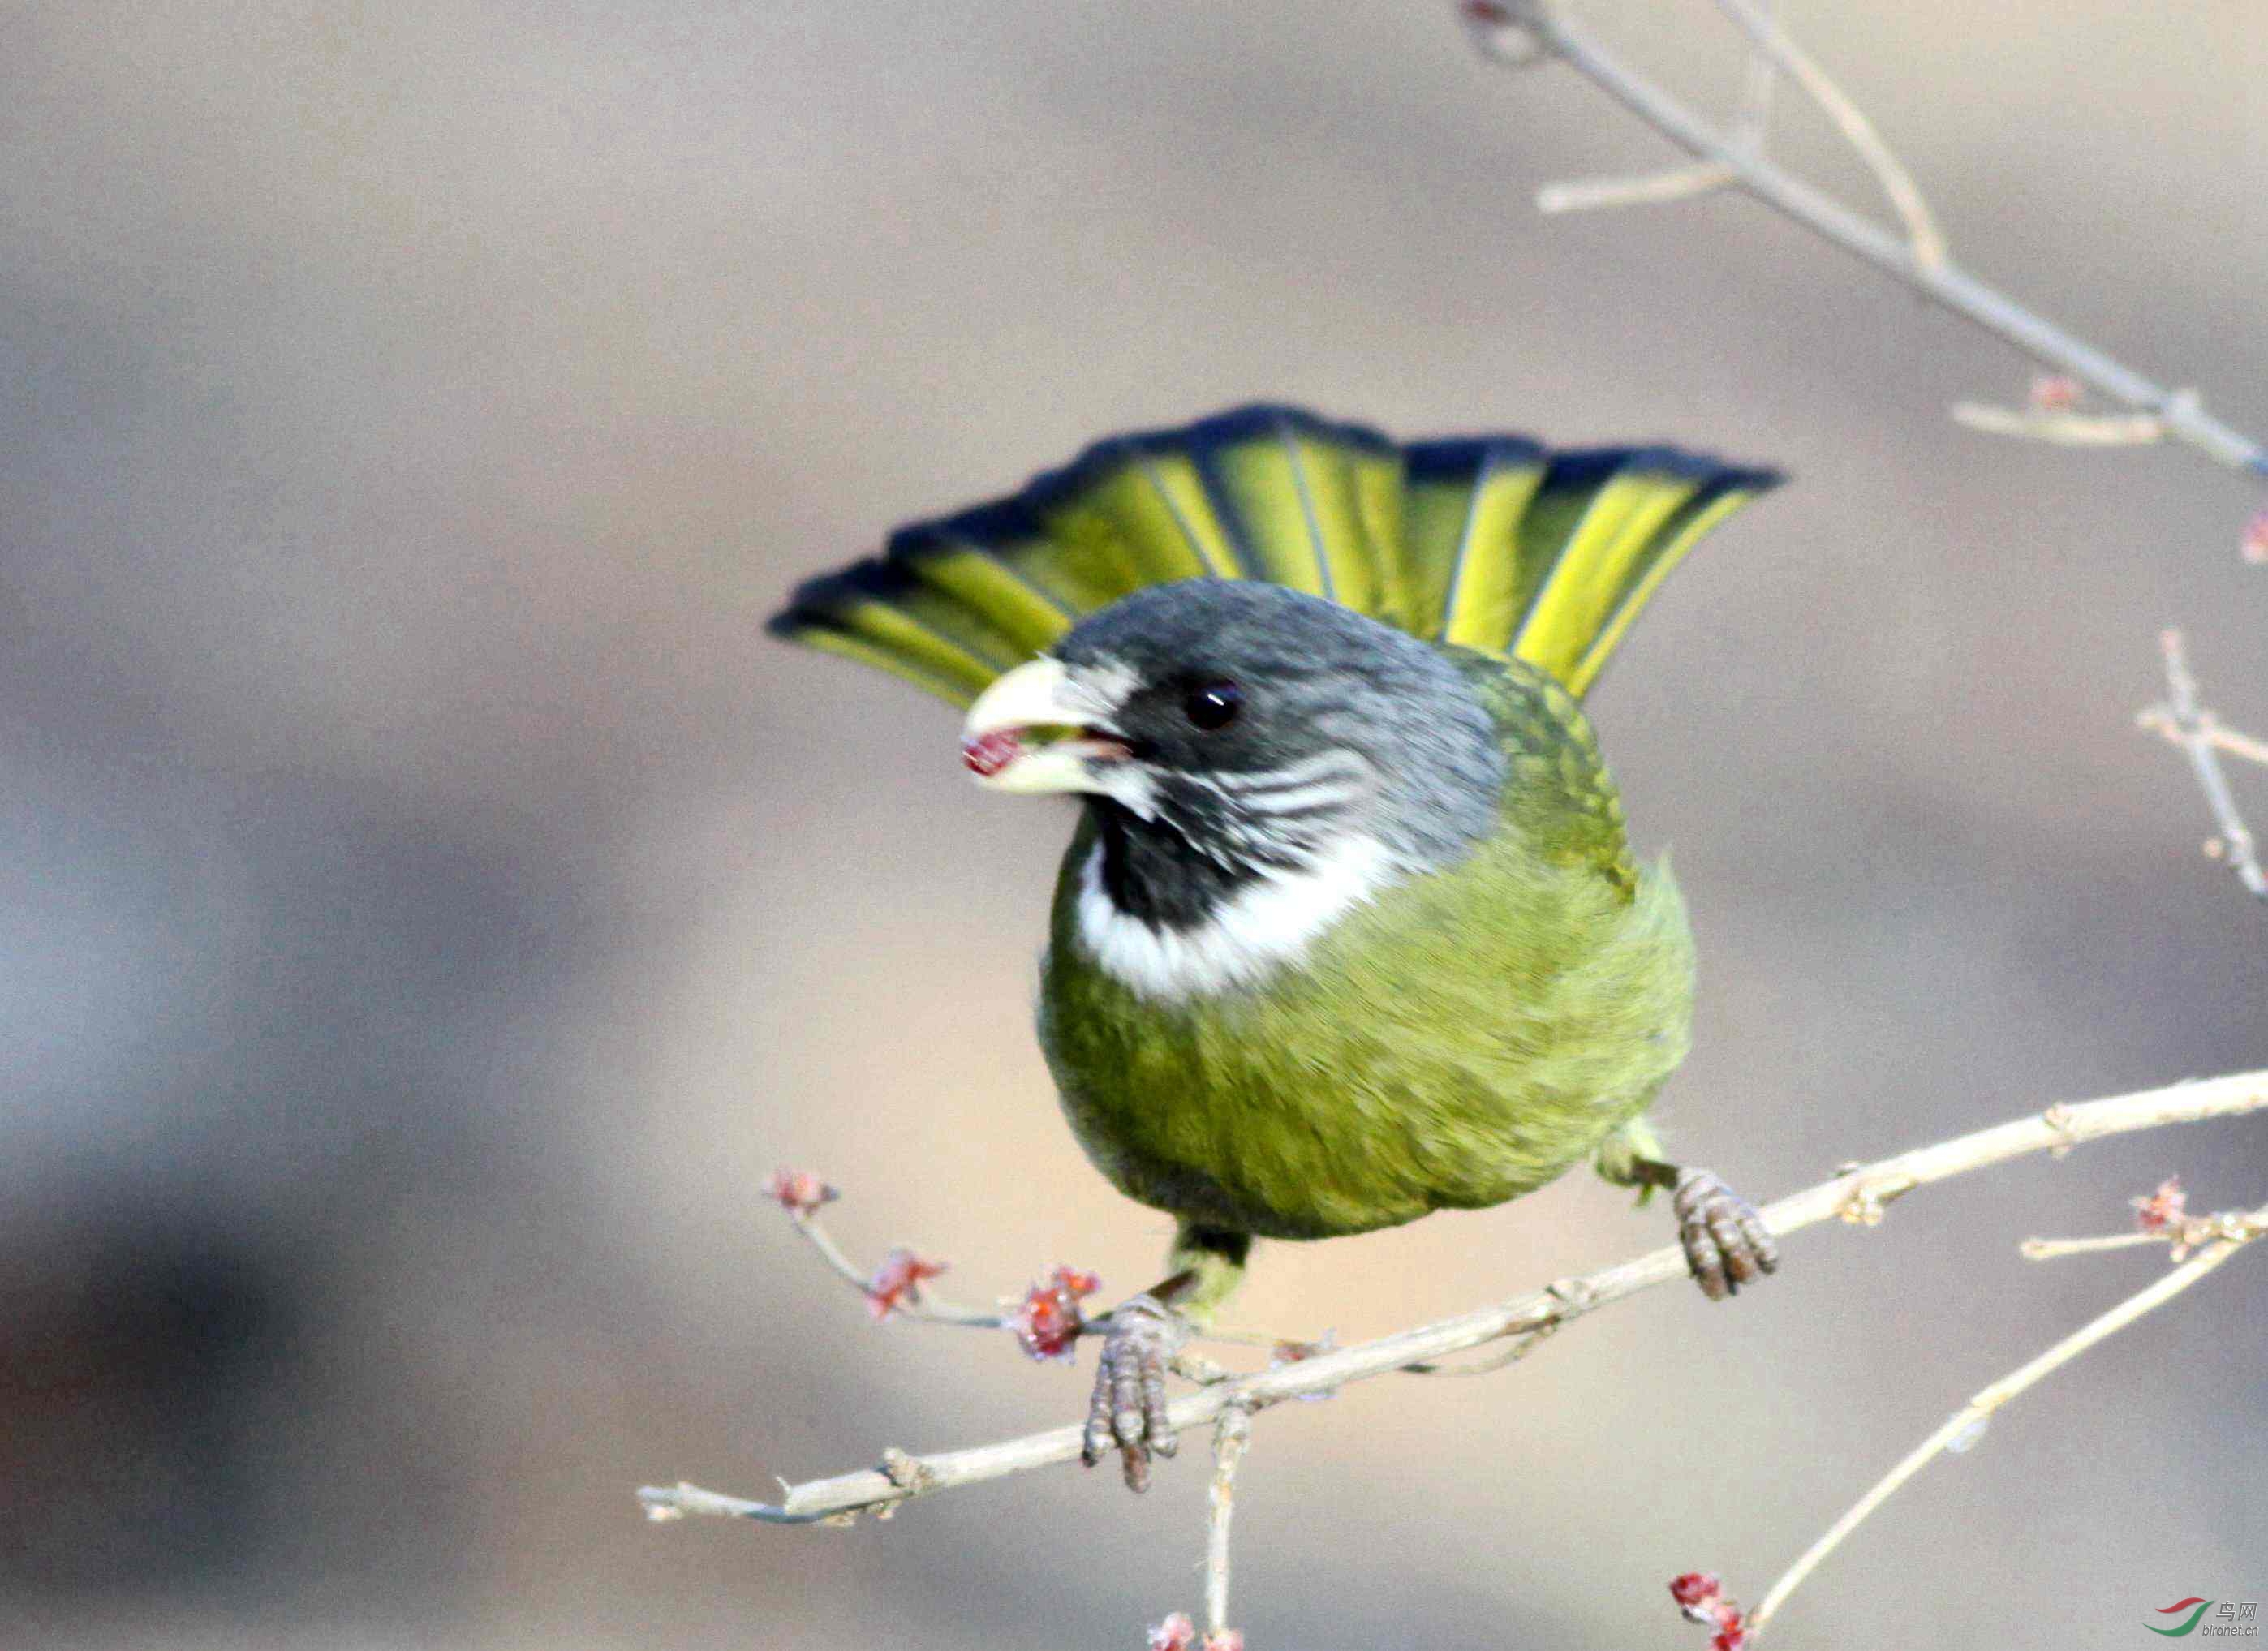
xmin=1401 ymin=1314 xmax=1561 ymax=1375
xmin=1743 ymin=1202 xmax=2266 ymax=1639
xmin=2019 ymin=1230 xmax=2167 ymax=1260
xmin=1465 ymin=2 xmax=2268 ymax=480
xmin=1539 ymin=161 xmax=1737 ymax=215
xmin=2155 ymin=630 xmax=2268 ymax=900
xmin=1948 ymin=402 xmax=2169 ymax=448
xmin=1205 ymin=1403 xmax=1254 ymax=1642
xmin=781 ymin=1198 xmax=1301 ymax=1353
xmin=2137 ymin=707 xmax=2268 ymax=772
xmin=1728 ymin=0 xmax=1777 ymax=150
xmin=785 ymin=1207 xmax=1006 ymax=1329
xmin=1539 ymin=0 xmax=1775 ymax=216
xmin=2024 ymin=1205 xmax=2263 ymax=1262
xmin=1707 ymin=0 xmax=1947 ymax=269
xmin=637 ymin=1068 xmax=2268 ymax=1527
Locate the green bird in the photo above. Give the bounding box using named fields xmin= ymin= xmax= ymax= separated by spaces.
xmin=770 ymin=405 xmax=1783 ymax=1490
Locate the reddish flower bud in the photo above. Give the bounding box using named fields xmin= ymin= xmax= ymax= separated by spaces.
xmin=1267 ymin=1330 xmax=1341 ymax=1401
xmin=1203 ymin=1631 xmax=1246 ymax=1651
xmin=1670 ymin=1573 xmax=1723 ymax=1610
xmin=2027 ymin=374 xmax=2081 ymax=413
xmin=1461 ymin=0 xmax=1517 ymax=23
xmin=1269 ymin=1335 xmax=1334 ymax=1366
xmin=2244 ymin=509 xmax=2268 ymax=565
xmin=1011 ymin=1265 xmax=1103 ymax=1362
xmin=1052 ymin=1265 xmax=1103 ymax=1298
xmin=1148 ymin=1612 xmax=1197 ymax=1651
xmin=2132 ymin=1176 xmax=2187 ymax=1235
xmin=763 ymin=1167 xmax=837 ymax=1216
xmin=1671 ymin=1573 xmax=1750 ymax=1645
xmin=866 ymin=1247 xmax=947 ymax=1321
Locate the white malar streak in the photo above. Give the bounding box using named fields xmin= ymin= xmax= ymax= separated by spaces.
xmin=1073 ymin=833 xmax=1399 ymax=1002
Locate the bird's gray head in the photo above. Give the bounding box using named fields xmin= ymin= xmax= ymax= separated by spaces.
xmin=960 ymin=581 xmax=1505 ymax=940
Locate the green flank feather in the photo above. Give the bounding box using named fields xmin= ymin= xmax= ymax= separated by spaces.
xmin=768 ymin=405 xmax=1780 ymax=707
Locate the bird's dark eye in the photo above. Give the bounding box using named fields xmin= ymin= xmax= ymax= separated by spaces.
xmin=1181 ymin=681 xmax=1242 ymax=731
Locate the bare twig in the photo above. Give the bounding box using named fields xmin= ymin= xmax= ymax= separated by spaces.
xmin=2018 ymin=1230 xmax=2167 ymax=1260
xmin=1948 ymin=402 xmax=2171 ymax=448
xmin=1401 ymin=1313 xmax=1561 ymax=1375
xmin=781 ymin=1198 xmax=1298 ymax=1354
xmin=2153 ymin=630 xmax=2268 ymax=900
xmin=638 ymin=1068 xmax=2268 ymax=1526
xmin=772 ymin=1183 xmax=1288 ymax=1351
xmin=1205 ymin=1403 xmax=1254 ymax=1642
xmin=1465 ymin=2 xmax=2268 ymax=480
xmin=1707 ymin=0 xmax=1947 ymax=269
xmin=1539 ymin=0 xmax=1775 ymax=215
xmin=1539 ymin=161 xmax=1738 ymax=215
xmin=784 ymin=1206 xmax=1005 ymax=1329
xmin=2025 ymin=1210 xmax=2264 ymax=1263
xmin=1728 ymin=0 xmax=1777 ymax=149
xmin=1742 ymin=1202 xmax=2267 ymax=1640
xmin=2137 ymin=707 xmax=2268 ymax=772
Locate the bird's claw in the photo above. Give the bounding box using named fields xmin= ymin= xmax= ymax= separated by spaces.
xmin=1674 ymin=1167 xmax=1780 ymax=1301
xmin=1081 ymin=1292 xmax=1190 ymax=1491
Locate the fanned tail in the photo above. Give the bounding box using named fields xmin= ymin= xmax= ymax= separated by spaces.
xmin=768 ymin=405 xmax=1780 ymax=707
xmin=1400 ymin=436 xmax=1782 ymax=696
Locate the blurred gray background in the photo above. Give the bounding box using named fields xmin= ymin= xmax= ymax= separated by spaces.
xmin=3 ymin=2 xmax=2264 ymax=1647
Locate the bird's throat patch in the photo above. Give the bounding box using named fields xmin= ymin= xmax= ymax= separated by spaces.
xmin=1071 ymin=836 xmax=1395 ymax=1001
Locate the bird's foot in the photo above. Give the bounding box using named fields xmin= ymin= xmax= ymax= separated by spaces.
xmin=1674 ymin=1168 xmax=1780 ymax=1301
xmin=1081 ymin=1292 xmax=1190 ymax=1491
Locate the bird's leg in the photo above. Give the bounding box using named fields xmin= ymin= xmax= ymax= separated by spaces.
xmin=1082 ymin=1223 xmax=1250 ymax=1492
xmin=1596 ymin=1119 xmax=1779 ymax=1301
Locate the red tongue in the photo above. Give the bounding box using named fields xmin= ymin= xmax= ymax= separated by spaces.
xmin=962 ymin=729 xmax=1023 ymax=777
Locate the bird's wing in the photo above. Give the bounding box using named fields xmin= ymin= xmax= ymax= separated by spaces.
xmin=1445 ymin=645 xmax=1643 ymax=897
xmin=768 ymin=406 xmax=1780 ymax=708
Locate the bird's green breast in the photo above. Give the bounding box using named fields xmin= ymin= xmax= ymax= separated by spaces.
xmin=1036 ymin=654 xmax=1696 ymax=1240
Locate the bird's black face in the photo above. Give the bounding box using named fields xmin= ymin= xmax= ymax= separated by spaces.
xmin=961 ymin=581 xmax=1506 ymax=931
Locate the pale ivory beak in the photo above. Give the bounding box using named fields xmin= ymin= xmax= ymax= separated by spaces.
xmin=960 ymin=658 xmax=1128 ymax=794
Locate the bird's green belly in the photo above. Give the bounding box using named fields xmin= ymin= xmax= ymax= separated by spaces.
xmin=1038 ymin=850 xmax=1695 ymax=1241
xmin=1045 ymin=1013 xmax=1632 ymax=1240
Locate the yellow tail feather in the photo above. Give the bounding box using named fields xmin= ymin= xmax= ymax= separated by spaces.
xmin=769 ymin=406 xmax=1780 ymax=709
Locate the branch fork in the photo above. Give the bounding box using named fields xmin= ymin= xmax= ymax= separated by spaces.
xmin=1461 ymin=0 xmax=2268 ymax=484
xmin=1691 ymin=1190 xmax=2268 ymax=1643
xmin=2143 ymin=630 xmax=2268 ymax=901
